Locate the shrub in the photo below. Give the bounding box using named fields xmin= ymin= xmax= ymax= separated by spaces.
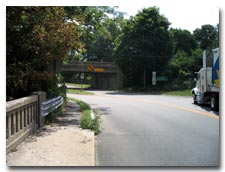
xmin=68 ymin=98 xmax=101 ymax=135
xmin=91 ymin=113 xmax=101 ymax=135
xmin=80 ymin=109 xmax=92 ymax=129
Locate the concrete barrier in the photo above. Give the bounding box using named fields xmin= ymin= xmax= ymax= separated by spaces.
xmin=6 ymin=92 xmax=46 ymax=153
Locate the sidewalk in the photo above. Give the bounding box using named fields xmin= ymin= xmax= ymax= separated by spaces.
xmin=6 ymin=101 xmax=95 ymax=166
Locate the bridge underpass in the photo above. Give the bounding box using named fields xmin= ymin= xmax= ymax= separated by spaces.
xmin=60 ymin=62 xmax=123 ymax=90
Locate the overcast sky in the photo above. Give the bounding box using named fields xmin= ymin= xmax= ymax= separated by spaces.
xmin=117 ymin=0 xmax=219 ymax=32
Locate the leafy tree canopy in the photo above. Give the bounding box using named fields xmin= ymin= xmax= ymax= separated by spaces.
xmin=193 ymin=24 xmax=219 ymax=50
xmin=64 ymin=6 xmax=125 ymax=62
xmin=113 ymin=7 xmax=173 ymax=87
xmin=7 ymin=6 xmax=219 ymax=98
xmin=7 ymin=7 xmax=83 ymax=100
xmin=169 ymin=28 xmax=197 ymax=55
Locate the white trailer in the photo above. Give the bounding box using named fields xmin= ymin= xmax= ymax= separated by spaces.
xmin=191 ymin=48 xmax=219 ymax=110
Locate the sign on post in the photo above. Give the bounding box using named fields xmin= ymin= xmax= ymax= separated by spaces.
xmin=157 ymin=76 xmax=168 ymax=81
xmin=152 ymin=71 xmax=157 ymax=85
xmin=80 ymin=73 xmax=84 ymax=92
xmin=80 ymin=73 xmax=84 ymax=80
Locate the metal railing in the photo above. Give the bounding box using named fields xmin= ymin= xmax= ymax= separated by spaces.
xmin=41 ymin=96 xmax=64 ymax=116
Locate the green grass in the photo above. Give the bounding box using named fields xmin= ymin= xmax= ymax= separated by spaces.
xmin=161 ymin=89 xmax=192 ymax=96
xmin=68 ymin=97 xmax=100 ymax=135
xmin=67 ymin=88 xmax=94 ymax=95
xmin=66 ymin=83 xmax=91 ymax=89
xmin=117 ymin=88 xmax=192 ymax=97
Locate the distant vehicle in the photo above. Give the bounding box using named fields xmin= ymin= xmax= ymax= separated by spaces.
xmin=191 ymin=48 xmax=219 ymax=110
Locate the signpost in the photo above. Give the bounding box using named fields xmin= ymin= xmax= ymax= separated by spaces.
xmin=152 ymin=71 xmax=157 ymax=85
xmin=80 ymin=73 xmax=84 ymax=92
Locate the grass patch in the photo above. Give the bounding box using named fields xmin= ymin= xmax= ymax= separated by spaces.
xmin=90 ymin=113 xmax=100 ymax=135
xmin=66 ymin=83 xmax=91 ymax=89
xmin=161 ymin=89 xmax=191 ymax=96
xmin=116 ymin=88 xmax=192 ymax=96
xmin=68 ymin=97 xmax=100 ymax=135
xmin=67 ymin=88 xmax=94 ymax=95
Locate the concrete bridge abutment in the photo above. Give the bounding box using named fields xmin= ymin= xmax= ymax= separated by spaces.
xmin=60 ymin=62 xmax=123 ymax=90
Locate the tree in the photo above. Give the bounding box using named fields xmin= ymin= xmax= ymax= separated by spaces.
xmin=170 ymin=28 xmax=197 ymax=56
xmin=64 ymin=6 xmax=125 ymax=62
xmin=166 ymin=49 xmax=202 ymax=89
xmin=113 ymin=7 xmax=173 ymax=88
xmin=7 ymin=7 xmax=83 ymax=100
xmin=193 ymin=24 xmax=218 ymax=50
xmin=212 ymin=24 xmax=219 ymax=48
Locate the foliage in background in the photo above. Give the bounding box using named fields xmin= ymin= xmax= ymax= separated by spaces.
xmin=169 ymin=28 xmax=197 ymax=56
xmin=113 ymin=7 xmax=219 ymax=90
xmin=166 ymin=24 xmax=219 ymax=90
xmin=193 ymin=24 xmax=219 ymax=50
xmin=7 ymin=7 xmax=83 ymax=100
xmin=166 ymin=49 xmax=202 ymax=90
xmin=64 ymin=6 xmax=125 ymax=62
xmin=113 ymin=7 xmax=173 ymax=88
xmin=6 ymin=6 xmax=219 ymax=100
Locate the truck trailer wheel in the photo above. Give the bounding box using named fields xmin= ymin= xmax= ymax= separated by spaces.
xmin=210 ymin=96 xmax=218 ymax=110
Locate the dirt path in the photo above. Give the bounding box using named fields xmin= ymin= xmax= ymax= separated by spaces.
xmin=6 ymin=101 xmax=95 ymax=166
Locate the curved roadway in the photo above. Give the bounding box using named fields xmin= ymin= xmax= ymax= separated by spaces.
xmin=68 ymin=91 xmax=219 ymax=166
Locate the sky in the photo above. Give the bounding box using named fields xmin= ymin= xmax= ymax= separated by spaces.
xmin=117 ymin=0 xmax=219 ymax=32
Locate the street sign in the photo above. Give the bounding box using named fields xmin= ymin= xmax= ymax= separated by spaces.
xmin=87 ymin=64 xmax=105 ymax=73
xmin=80 ymin=73 xmax=84 ymax=79
xmin=157 ymin=76 xmax=168 ymax=81
xmin=87 ymin=64 xmax=95 ymax=72
xmin=94 ymin=68 xmax=105 ymax=72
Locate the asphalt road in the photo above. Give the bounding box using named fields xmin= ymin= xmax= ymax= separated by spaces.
xmin=68 ymin=91 xmax=219 ymax=166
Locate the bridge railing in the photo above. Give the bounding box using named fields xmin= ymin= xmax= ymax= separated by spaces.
xmin=6 ymin=95 xmax=39 ymax=153
xmin=6 ymin=93 xmax=64 ymax=153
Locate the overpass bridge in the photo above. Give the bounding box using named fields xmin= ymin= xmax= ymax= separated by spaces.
xmin=60 ymin=62 xmax=123 ymax=89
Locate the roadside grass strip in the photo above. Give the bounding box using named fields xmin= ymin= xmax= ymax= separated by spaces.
xmin=67 ymin=89 xmax=94 ymax=95
xmin=66 ymin=83 xmax=91 ymax=89
xmin=68 ymin=97 xmax=100 ymax=135
xmin=162 ymin=89 xmax=191 ymax=96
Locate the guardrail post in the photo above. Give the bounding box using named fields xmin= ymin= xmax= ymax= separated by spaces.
xmin=32 ymin=91 xmax=46 ymax=128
